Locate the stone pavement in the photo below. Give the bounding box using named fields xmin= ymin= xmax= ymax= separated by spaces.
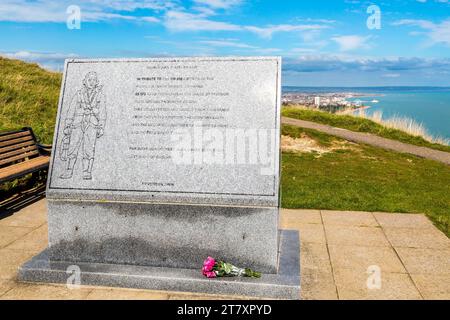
xmin=282 ymin=116 xmax=450 ymax=165
xmin=0 ymin=199 xmax=449 ymax=300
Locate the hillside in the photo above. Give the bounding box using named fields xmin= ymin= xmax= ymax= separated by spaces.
xmin=0 ymin=57 xmax=61 ymax=144
xmin=283 ymin=106 xmax=450 ymax=153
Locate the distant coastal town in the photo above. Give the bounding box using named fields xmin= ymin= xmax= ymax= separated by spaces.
xmin=282 ymin=91 xmax=378 ymax=114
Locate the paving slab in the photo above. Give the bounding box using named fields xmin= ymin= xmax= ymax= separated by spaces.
xmin=373 ymin=212 xmax=436 ymax=229
xmin=0 ymin=212 xmax=47 ymax=229
xmin=410 ymin=273 xmax=450 ymax=300
xmin=0 ymin=265 xmax=18 ymax=281
xmin=284 ymin=222 xmax=326 ymax=244
xmin=0 ymin=248 xmax=36 ymax=267
xmin=300 ymin=267 xmax=338 ymax=300
xmin=383 ymin=227 xmax=450 ymax=249
xmin=395 ymin=247 xmax=450 ymax=275
xmin=86 ymin=287 xmax=170 ymax=300
xmin=300 ymin=242 xmax=332 ymax=272
xmin=333 ymin=268 xmax=422 ymax=300
xmin=168 ymin=292 xmax=254 ymax=300
xmin=0 ymin=202 xmax=47 ymax=228
xmin=324 ymin=225 xmax=390 ymax=247
xmin=328 ymin=245 xmax=407 ymax=273
xmin=1 ymin=283 xmax=92 ymax=300
xmin=0 ymin=226 xmax=34 ymax=248
xmin=280 ymin=209 xmax=322 ymax=225
xmin=5 ymin=224 xmax=48 ymax=252
xmin=322 ymin=211 xmax=379 ymax=227
xmin=0 ymin=280 xmax=15 ymax=296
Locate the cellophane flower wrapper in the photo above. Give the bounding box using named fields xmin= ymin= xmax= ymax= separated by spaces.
xmin=202 ymin=257 xmax=261 ymax=278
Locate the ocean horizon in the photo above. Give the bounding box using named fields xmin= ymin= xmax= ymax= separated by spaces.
xmin=282 ymin=86 xmax=450 ymax=140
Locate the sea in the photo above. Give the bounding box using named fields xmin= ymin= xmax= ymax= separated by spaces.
xmin=282 ymin=87 xmax=450 ymax=140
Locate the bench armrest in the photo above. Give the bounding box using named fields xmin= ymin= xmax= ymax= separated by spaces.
xmin=37 ymin=144 xmax=52 ymax=155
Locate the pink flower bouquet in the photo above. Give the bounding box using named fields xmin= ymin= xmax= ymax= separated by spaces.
xmin=202 ymin=257 xmax=261 ymax=278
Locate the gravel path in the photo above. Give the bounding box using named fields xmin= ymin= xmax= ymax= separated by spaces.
xmin=282 ymin=116 xmax=450 ymax=165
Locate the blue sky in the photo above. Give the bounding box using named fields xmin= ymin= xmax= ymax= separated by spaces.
xmin=1 ymin=0 xmax=450 ymax=86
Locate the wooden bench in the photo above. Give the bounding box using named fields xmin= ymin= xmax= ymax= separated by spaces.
xmin=0 ymin=127 xmax=51 ymax=184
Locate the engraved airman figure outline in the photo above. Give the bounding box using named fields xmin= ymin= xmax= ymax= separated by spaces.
xmin=59 ymin=71 xmax=107 ymax=180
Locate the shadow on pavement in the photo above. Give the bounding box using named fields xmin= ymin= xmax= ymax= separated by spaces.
xmin=0 ymin=183 xmax=46 ymax=219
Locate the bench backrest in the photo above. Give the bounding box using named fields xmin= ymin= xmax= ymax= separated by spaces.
xmin=0 ymin=128 xmax=40 ymax=169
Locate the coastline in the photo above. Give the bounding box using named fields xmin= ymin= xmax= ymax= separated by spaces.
xmin=281 ymin=88 xmax=450 ymax=140
xmin=336 ymin=105 xmax=371 ymax=115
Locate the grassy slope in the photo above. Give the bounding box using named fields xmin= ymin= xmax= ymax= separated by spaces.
xmin=282 ymin=125 xmax=450 ymax=236
xmin=282 ymin=106 xmax=450 ymax=153
xmin=0 ymin=57 xmax=61 ymax=144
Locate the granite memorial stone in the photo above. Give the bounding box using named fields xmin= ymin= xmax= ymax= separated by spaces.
xmin=19 ymin=57 xmax=300 ymax=299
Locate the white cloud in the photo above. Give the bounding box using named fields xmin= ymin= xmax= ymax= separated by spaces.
xmin=1 ymin=50 xmax=79 ymax=71
xmin=393 ymin=19 xmax=450 ymax=46
xmin=164 ymin=10 xmax=330 ymax=38
xmin=295 ymin=18 xmax=336 ymax=24
xmin=245 ymin=24 xmax=329 ymax=39
xmin=140 ymin=16 xmax=161 ymax=23
xmin=0 ymin=0 xmax=165 ymax=23
xmin=0 ymin=0 xmax=332 ymax=41
xmin=191 ymin=6 xmax=217 ymax=16
xmin=164 ymin=11 xmax=241 ymax=31
xmin=382 ymin=73 xmax=401 ymax=78
xmin=198 ymin=39 xmax=257 ymax=48
xmin=193 ymin=0 xmax=243 ymax=9
xmin=93 ymin=0 xmax=173 ymax=11
xmin=393 ymin=19 xmax=435 ymax=29
xmin=428 ymin=21 xmax=450 ymax=45
xmin=331 ymin=35 xmax=372 ymax=51
xmin=416 ymin=0 xmax=450 ymax=2
xmin=3 ymin=51 xmax=77 ymax=59
xmin=290 ymin=48 xmax=317 ymax=54
xmin=254 ymin=48 xmax=282 ymax=54
xmin=283 ymin=54 xmax=450 ymax=74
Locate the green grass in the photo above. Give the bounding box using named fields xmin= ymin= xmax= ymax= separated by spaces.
xmin=282 ymin=123 xmax=336 ymax=146
xmin=0 ymin=57 xmax=61 ymax=144
xmin=281 ymin=124 xmax=450 ymax=236
xmin=282 ymin=106 xmax=450 ymax=153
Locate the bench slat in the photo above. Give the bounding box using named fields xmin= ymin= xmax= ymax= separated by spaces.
xmin=0 ymin=130 xmax=32 ymax=142
xmin=0 ymin=155 xmax=49 ymax=183
xmin=0 ymin=128 xmax=52 ymax=184
xmin=0 ymin=140 xmax=36 ymax=154
xmin=0 ymin=145 xmax=37 ymax=160
xmin=0 ymin=136 xmax=34 ymax=148
xmin=0 ymin=150 xmax=39 ymax=166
